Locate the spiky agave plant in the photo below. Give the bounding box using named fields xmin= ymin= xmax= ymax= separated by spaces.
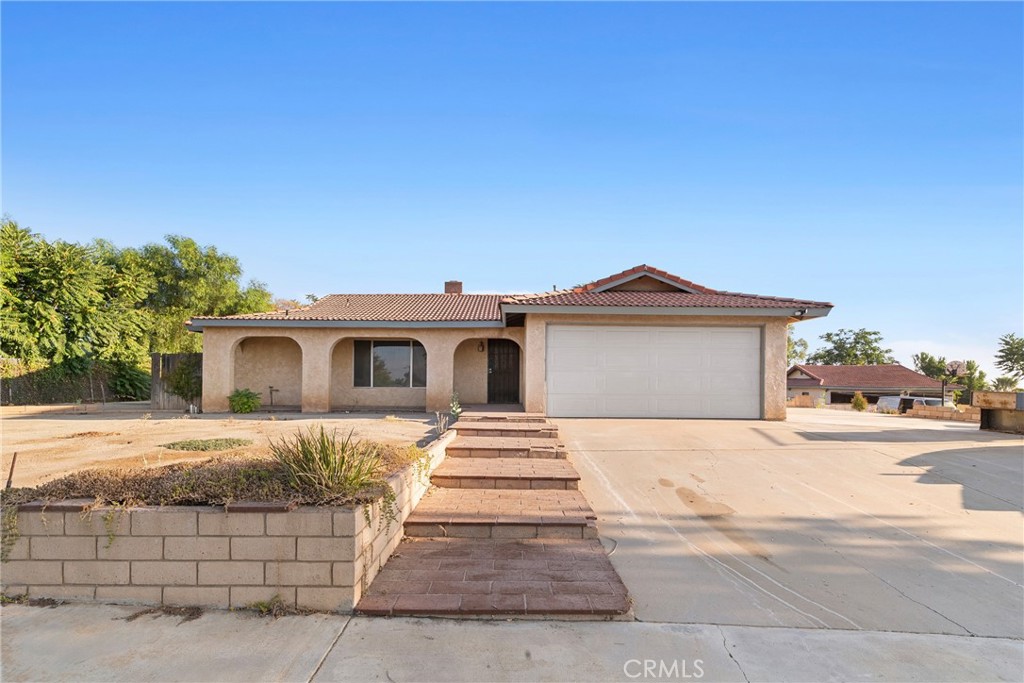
xmin=270 ymin=425 xmax=382 ymax=496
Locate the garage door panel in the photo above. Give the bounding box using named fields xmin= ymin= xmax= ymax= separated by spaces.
xmin=546 ymin=325 xmax=761 ymax=419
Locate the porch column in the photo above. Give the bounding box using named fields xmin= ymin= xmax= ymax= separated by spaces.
xmin=299 ymin=333 xmax=332 ymax=413
xmin=201 ymin=329 xmax=235 ymax=413
xmin=424 ymin=338 xmax=455 ymax=413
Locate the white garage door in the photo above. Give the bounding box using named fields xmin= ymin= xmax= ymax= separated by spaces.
xmin=546 ymin=325 xmax=762 ymax=418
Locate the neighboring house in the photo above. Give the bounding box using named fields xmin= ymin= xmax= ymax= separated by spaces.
xmin=187 ymin=265 xmax=832 ymax=419
xmin=787 ymin=364 xmax=957 ymax=406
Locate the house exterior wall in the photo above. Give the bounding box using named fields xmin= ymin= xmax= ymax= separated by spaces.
xmin=200 ymin=326 xmax=524 ymax=413
xmin=522 ymin=313 xmax=789 ymax=420
xmin=452 ymin=339 xmax=489 ymax=405
xmin=329 ymin=338 xmax=427 ymax=410
xmin=233 ymin=337 xmax=303 ymax=406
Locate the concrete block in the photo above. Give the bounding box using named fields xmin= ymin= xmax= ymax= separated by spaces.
xmin=31 ymin=536 xmax=96 ymax=560
xmin=231 ymin=537 xmax=296 ymax=561
xmin=296 ymin=586 xmax=354 ymax=612
xmin=265 ymin=562 xmax=332 ymax=586
xmin=198 ymin=512 xmax=265 ymax=536
xmin=332 ymin=509 xmax=364 ymax=537
xmin=297 ymin=537 xmax=354 ymax=561
xmin=4 ymin=537 xmax=29 ymax=560
xmin=65 ymin=510 xmax=130 ymax=536
xmin=97 ymin=537 xmax=163 ymax=561
xmin=164 ymin=586 xmax=230 ymax=609
xmin=28 ymin=585 xmax=95 ymax=601
xmin=1 ymin=560 xmax=62 ymax=585
xmin=131 ymin=509 xmax=198 ymax=536
xmin=165 ymin=537 xmax=230 ymax=561
xmin=131 ymin=561 xmax=197 ymax=586
xmin=266 ymin=511 xmax=332 ymax=536
xmin=96 ymin=585 xmax=162 ymax=605
xmin=492 ymin=525 xmax=539 ymax=539
xmin=331 ymin=562 xmax=356 ymax=587
xmin=230 ymin=586 xmax=296 ymax=609
xmin=17 ymin=512 xmax=63 ymax=536
xmin=537 ymin=525 xmax=585 ymax=539
xmin=64 ymin=561 xmax=130 ymax=585
xmin=197 ymin=561 xmax=263 ymax=585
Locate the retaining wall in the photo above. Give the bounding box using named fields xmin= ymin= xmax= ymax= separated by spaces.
xmin=904 ymin=405 xmax=981 ymax=423
xmin=1 ymin=431 xmax=451 ymax=612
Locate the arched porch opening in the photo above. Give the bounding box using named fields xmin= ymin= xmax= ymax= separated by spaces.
xmin=329 ymin=336 xmax=428 ymax=411
xmin=232 ymin=336 xmax=303 ymax=409
xmin=453 ymin=338 xmax=523 ymax=409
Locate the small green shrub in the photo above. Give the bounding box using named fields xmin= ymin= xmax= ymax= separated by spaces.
xmin=270 ymin=425 xmax=382 ymax=496
xmin=109 ymin=362 xmax=151 ymax=401
xmin=161 ymin=438 xmax=252 ymax=452
xmin=228 ymin=389 xmax=261 ymax=413
xmin=851 ymin=391 xmax=868 ymax=412
xmin=167 ymin=356 xmax=202 ymax=405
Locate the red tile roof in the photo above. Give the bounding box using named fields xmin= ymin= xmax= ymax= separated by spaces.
xmin=193 ymin=294 xmax=504 ymax=323
xmin=574 ymin=264 xmax=716 ymax=294
xmin=503 ymin=291 xmax=830 ymax=309
xmin=789 ymin=364 xmax=946 ymax=390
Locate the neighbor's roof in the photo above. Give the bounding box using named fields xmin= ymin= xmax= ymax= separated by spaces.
xmin=192 ymin=294 xmax=504 ymax=323
xmin=788 ymin=364 xmax=948 ymax=390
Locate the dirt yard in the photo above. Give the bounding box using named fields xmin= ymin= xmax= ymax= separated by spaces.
xmin=0 ymin=405 xmax=436 ymax=487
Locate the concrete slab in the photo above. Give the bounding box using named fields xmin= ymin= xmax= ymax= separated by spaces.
xmin=558 ymin=409 xmax=1024 ymax=638
xmin=0 ymin=602 xmax=348 ymax=682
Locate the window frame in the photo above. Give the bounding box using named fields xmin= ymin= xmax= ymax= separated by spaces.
xmin=354 ymin=340 xmax=427 ymax=389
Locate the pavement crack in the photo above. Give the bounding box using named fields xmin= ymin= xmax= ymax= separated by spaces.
xmin=717 ymin=625 xmax=750 ymax=683
xmin=308 ymin=617 xmax=352 ymax=683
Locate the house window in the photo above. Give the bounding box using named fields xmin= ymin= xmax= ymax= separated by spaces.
xmin=354 ymin=340 xmax=426 ymax=388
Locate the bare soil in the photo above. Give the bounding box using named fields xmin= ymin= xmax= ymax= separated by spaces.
xmin=1 ymin=405 xmax=435 ymax=487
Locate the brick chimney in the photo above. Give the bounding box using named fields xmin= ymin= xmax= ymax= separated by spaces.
xmin=444 ymin=280 xmax=463 ymax=295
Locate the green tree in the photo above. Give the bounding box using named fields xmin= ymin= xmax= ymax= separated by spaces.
xmin=787 ymin=325 xmax=808 ymax=366
xmin=992 ymin=376 xmax=1020 ymax=392
xmin=912 ymin=352 xmax=948 ymax=379
xmin=995 ymin=333 xmax=1024 ymax=380
xmin=955 ymin=360 xmax=989 ymax=404
xmin=0 ymin=219 xmax=150 ymax=366
xmin=806 ymin=328 xmax=894 ymax=365
xmin=129 ymin=235 xmax=273 ymax=353
xmin=850 ymin=391 xmax=868 ymax=412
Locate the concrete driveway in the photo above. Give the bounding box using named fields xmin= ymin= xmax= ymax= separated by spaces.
xmin=558 ymin=408 xmax=1024 ymax=639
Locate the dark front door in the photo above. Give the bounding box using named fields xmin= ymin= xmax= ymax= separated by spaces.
xmin=487 ymin=339 xmax=520 ymax=404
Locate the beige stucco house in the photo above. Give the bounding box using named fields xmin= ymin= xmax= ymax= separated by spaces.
xmin=187 ymin=265 xmax=832 ymax=420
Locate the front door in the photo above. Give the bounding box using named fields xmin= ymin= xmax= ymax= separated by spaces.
xmin=487 ymin=339 xmax=520 ymax=404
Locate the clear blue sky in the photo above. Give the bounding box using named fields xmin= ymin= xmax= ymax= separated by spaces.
xmin=3 ymin=2 xmax=1021 ymax=376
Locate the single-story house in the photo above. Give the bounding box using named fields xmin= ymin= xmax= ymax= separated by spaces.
xmin=187 ymin=265 xmax=832 ymax=419
xmin=787 ymin=364 xmax=957 ymax=406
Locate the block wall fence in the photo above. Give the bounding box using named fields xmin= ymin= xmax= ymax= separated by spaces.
xmin=0 ymin=432 xmax=452 ymax=612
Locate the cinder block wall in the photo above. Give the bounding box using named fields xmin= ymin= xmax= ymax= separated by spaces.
xmin=905 ymin=406 xmax=981 ymax=423
xmin=1 ymin=432 xmax=452 ymax=611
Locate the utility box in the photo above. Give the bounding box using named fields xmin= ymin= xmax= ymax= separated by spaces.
xmin=973 ymin=391 xmax=1024 ymax=434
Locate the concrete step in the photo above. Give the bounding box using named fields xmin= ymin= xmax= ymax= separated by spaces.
xmin=446 ymin=436 xmax=567 ymax=459
xmin=356 ymin=538 xmax=630 ymax=618
xmin=456 ymin=413 xmax=548 ymax=424
xmin=453 ymin=421 xmax=559 ymax=439
xmin=405 ymin=488 xmax=598 ymax=540
xmin=431 ymin=457 xmax=580 ymax=490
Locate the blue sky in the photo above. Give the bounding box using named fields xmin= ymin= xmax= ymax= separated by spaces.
xmin=3 ymin=2 xmax=1022 ymax=376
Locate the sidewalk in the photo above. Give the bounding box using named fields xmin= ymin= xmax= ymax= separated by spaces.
xmin=2 ymin=602 xmax=1020 ymax=682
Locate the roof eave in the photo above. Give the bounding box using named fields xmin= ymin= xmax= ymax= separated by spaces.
xmin=186 ymin=319 xmax=505 ymax=331
xmin=500 ymin=304 xmax=833 ymax=318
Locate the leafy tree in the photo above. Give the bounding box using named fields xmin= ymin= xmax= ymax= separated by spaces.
xmin=787 ymin=325 xmax=808 ymax=366
xmin=850 ymin=391 xmax=868 ymax=412
xmin=992 ymin=376 xmax=1020 ymax=392
xmin=995 ymin=333 xmax=1024 ymax=380
xmin=128 ymin=235 xmax=273 ymax=353
xmin=0 ymin=219 xmax=150 ymax=366
xmin=912 ymin=352 xmax=948 ymax=380
xmin=955 ymin=360 xmax=989 ymax=404
xmin=806 ymin=328 xmax=894 ymax=366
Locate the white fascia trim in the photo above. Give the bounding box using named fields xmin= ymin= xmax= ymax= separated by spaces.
xmin=499 ymin=304 xmax=832 ymax=319
xmin=186 ymin=319 xmax=506 ymax=332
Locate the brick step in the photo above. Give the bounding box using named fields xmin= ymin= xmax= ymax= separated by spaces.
xmin=446 ymin=436 xmax=567 ymax=459
xmin=356 ymin=538 xmax=631 ymax=618
xmin=405 ymin=488 xmax=597 ymax=540
xmin=453 ymin=421 xmax=559 ymax=439
xmin=431 ymin=458 xmax=580 ymax=490
xmin=457 ymin=413 xmax=548 ymax=424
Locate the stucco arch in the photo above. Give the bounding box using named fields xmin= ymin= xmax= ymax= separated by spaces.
xmin=452 ymin=337 xmax=524 ymax=407
xmin=233 ymin=336 xmax=303 ymax=408
xmin=329 ymin=334 xmax=429 ymax=411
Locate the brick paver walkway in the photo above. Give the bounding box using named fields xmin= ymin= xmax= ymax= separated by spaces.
xmin=356 ymin=416 xmax=631 ymax=619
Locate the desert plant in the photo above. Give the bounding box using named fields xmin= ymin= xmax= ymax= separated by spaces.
xmin=228 ymin=388 xmax=261 ymax=413
xmin=160 ymin=438 xmax=252 ymax=452
xmin=434 ymin=411 xmax=450 ymax=436
xmin=851 ymin=391 xmax=868 ymax=412
xmin=270 ymin=425 xmax=382 ymax=495
xmin=449 ymin=391 xmax=462 ymax=419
